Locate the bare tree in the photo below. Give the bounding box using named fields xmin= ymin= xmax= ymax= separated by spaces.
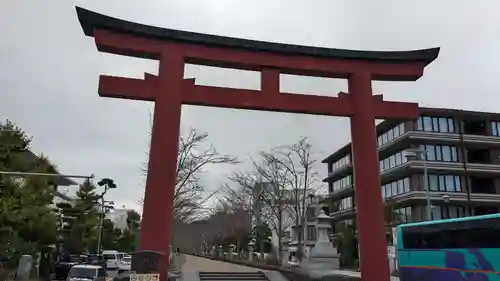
xmin=140 ymin=128 xmax=238 ymax=229
xmin=251 ymin=152 xmax=294 ymax=264
xmin=261 ymin=137 xmax=320 ymax=261
xmin=221 ymin=137 xmax=319 ymax=263
xmin=225 ymin=150 xmax=298 ymax=264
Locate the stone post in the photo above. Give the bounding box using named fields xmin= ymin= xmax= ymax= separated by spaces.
xmin=300 ymin=210 xmax=340 ymax=274
xmin=211 ymin=245 xmax=216 ymax=257
xmin=228 ymin=244 xmax=236 ymax=260
xmin=248 ymin=240 xmax=255 ymax=262
xmin=217 ymin=245 xmax=223 ymax=258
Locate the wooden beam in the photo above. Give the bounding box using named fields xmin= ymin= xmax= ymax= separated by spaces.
xmin=98 ymin=75 xmax=155 ymax=101
xmin=181 ymin=84 xmax=354 ymax=116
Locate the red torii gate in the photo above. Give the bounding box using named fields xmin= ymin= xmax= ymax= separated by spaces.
xmin=75 ymin=7 xmax=439 ymax=281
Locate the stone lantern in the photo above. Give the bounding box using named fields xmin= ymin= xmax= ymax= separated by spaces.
xmin=300 ymin=210 xmax=340 ymax=272
xmin=217 ymin=245 xmax=223 ymax=258
xmin=248 ymin=240 xmax=255 ymax=262
xmin=228 ymin=244 xmax=236 ymax=260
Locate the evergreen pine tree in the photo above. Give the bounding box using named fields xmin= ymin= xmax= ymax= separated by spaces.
xmin=66 ymin=180 xmax=100 ymax=253
xmin=0 ymin=120 xmax=58 ymax=267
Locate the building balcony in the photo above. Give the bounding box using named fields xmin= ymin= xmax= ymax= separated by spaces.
xmin=380 ymin=160 xmax=500 ymax=184
xmin=386 ymin=191 xmax=500 ymax=207
xmin=329 ymin=208 xmax=355 ymax=221
xmin=327 ymin=161 xmax=500 ymax=185
xmin=466 ymin=163 xmax=500 ymax=175
xmin=405 ymin=131 xmax=500 ymax=147
xmin=329 ymin=191 xmax=500 ymax=222
xmin=380 ymin=160 xmax=464 ymax=184
xmin=325 ymin=185 xmax=355 ymax=201
xmin=324 ymin=164 xmax=352 ymax=182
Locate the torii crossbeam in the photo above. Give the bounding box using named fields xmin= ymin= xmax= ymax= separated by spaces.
xmin=75 ymin=6 xmax=439 ymax=281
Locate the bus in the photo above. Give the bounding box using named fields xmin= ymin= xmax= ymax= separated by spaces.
xmin=396 ymin=213 xmax=500 ymax=281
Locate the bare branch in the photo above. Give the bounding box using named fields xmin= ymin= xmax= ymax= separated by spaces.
xmin=140 ymin=124 xmax=239 ymax=228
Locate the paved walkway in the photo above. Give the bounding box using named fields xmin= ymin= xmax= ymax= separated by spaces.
xmin=180 ymin=255 xmax=400 ymax=281
xmin=181 ymin=255 xmax=261 ymax=272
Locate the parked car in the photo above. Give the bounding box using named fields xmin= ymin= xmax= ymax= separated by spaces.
xmin=87 ymin=254 xmax=107 ymax=270
xmin=102 ymin=250 xmax=120 ymax=271
xmin=66 ymin=264 xmax=107 ymax=281
xmin=117 ymin=255 xmax=131 ymax=273
xmin=54 ymin=254 xmax=85 ymax=280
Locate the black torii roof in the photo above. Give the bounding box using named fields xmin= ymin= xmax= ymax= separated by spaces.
xmin=75 ymin=6 xmax=439 ymax=65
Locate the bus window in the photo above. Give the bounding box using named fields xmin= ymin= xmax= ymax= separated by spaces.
xmin=402 ymin=217 xmax=500 ymax=249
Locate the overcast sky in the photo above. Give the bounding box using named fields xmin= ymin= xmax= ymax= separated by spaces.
xmin=1 ymin=0 xmax=499 ymax=213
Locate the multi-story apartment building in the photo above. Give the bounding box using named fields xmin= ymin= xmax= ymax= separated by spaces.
xmin=322 ymin=107 xmax=500 ymax=228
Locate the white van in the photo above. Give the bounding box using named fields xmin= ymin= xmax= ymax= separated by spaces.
xmin=102 ymin=250 xmax=120 ymax=271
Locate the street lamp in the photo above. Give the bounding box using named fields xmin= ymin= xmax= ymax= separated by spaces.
xmin=96 ymin=178 xmax=116 ymax=253
xmin=405 ymin=148 xmax=432 ymax=221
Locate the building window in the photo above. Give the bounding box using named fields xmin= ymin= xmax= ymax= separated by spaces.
xmin=431 ymin=205 xmax=467 ymax=220
xmin=382 ymin=177 xmax=410 ymax=199
xmin=422 ymin=145 xmax=458 ymax=162
xmin=380 ymin=150 xmax=408 ymax=172
xmin=377 ymin=123 xmax=406 ymax=147
xmin=416 ymin=116 xmax=455 ymax=133
xmin=427 ymin=175 xmax=462 ymax=192
xmin=331 ymin=155 xmax=351 ymax=172
xmin=306 ymin=226 xmax=317 ymax=241
xmin=394 ymin=206 xmax=412 ymax=223
xmin=491 ymin=121 xmax=500 ymax=137
xmin=339 ymin=197 xmax=353 ymax=210
xmin=331 ymin=175 xmax=352 ymax=192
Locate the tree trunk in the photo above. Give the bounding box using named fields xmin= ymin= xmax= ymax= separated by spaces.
xmin=296 ymin=223 xmax=305 ymax=261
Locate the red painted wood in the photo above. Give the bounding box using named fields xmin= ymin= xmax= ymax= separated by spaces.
xmin=349 ymin=72 xmax=391 ymax=281
xmin=99 ymin=75 xmax=155 ymax=101
xmin=86 ymin=25 xmax=437 ymax=281
xmin=140 ymin=50 xmax=184 ymax=276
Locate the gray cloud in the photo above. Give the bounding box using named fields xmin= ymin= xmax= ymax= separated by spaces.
xmin=2 ymin=0 xmax=499 ymax=212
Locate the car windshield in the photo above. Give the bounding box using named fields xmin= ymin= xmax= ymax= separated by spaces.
xmin=70 ymin=255 xmax=86 ymax=263
xmin=68 ymin=267 xmax=97 ymax=279
xmin=122 ymin=257 xmax=131 ymax=262
xmin=103 ymin=254 xmax=115 ymax=260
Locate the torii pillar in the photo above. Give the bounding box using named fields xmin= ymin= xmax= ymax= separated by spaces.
xmin=75 ymin=6 xmax=439 ymax=281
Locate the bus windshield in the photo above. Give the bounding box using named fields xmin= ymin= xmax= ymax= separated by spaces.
xmin=396 ymin=214 xmax=500 ymax=281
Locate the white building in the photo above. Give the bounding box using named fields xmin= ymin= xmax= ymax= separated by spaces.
xmin=50 ymin=186 xmax=77 ymax=208
xmin=272 ymin=195 xmax=329 ymax=265
xmin=252 ymin=181 xmax=329 ymax=265
xmin=107 ymin=208 xmax=132 ymax=230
